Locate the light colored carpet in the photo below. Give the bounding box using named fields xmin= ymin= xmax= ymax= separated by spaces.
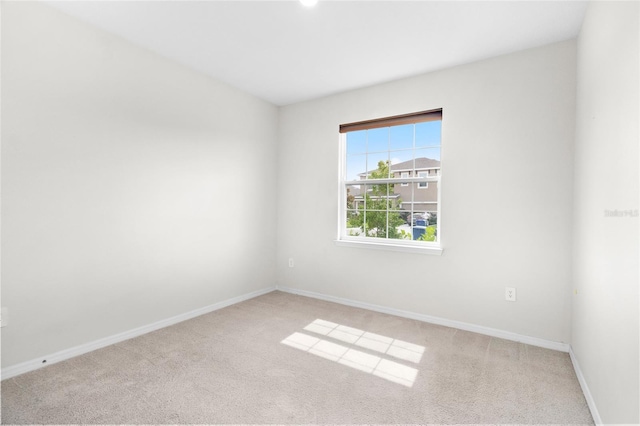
xmin=1 ymin=291 xmax=593 ymax=424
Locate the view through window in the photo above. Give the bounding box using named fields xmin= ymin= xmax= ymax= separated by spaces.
xmin=339 ymin=109 xmax=442 ymax=248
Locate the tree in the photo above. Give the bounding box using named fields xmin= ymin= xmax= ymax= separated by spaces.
xmin=348 ymin=160 xmax=405 ymax=238
xmin=427 ymin=212 xmax=438 ymax=226
xmin=417 ymin=225 xmax=437 ymax=242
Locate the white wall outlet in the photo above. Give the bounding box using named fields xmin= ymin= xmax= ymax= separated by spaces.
xmin=505 ymin=287 xmax=517 ymax=302
xmin=288 ymin=258 xmax=294 ymax=268
xmin=1 ymin=307 xmax=8 ymax=327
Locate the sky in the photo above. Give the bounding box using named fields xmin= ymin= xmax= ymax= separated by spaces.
xmin=345 ymin=121 xmax=441 ymax=182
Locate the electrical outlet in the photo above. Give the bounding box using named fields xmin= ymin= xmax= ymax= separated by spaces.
xmin=288 ymin=258 xmax=294 ymax=268
xmin=505 ymin=287 xmax=516 ymax=302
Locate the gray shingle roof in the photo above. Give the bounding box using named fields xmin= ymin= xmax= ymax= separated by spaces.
xmin=390 ymin=157 xmax=440 ymax=170
xmin=359 ymin=157 xmax=440 ymax=176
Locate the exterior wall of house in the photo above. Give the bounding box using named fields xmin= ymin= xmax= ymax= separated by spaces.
xmin=393 ymin=170 xmax=439 ymax=213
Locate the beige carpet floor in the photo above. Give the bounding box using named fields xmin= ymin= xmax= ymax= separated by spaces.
xmin=1 ymin=290 xmax=593 ymax=424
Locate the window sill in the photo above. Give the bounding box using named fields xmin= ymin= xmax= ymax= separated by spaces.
xmin=334 ymin=239 xmax=443 ymax=255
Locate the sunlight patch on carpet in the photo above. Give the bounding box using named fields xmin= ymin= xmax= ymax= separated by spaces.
xmin=303 ymin=319 xmax=425 ymax=363
xmin=281 ymin=320 xmax=423 ymax=388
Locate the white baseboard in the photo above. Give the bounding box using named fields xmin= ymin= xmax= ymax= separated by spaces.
xmin=276 ymin=285 xmax=571 ymax=353
xmin=569 ymin=346 xmax=603 ymax=425
xmin=4 ymin=284 xmax=597 ymax=421
xmin=1 ymin=286 xmax=276 ymax=381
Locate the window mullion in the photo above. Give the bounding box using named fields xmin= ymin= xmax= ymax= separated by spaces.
xmin=386 ymin=128 xmax=390 ymax=238
xmin=344 ymin=177 xmax=436 ymax=185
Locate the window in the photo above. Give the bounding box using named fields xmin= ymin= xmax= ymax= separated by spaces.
xmin=417 ymin=172 xmax=428 ymax=189
xmin=338 ymin=109 xmax=442 ymax=253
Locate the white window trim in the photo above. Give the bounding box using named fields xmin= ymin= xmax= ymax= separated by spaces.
xmin=334 ymin=238 xmax=443 ymax=255
xmin=417 ymin=171 xmax=429 ymax=189
xmin=400 ymin=172 xmax=410 ymax=186
xmin=338 ymin=133 xmax=443 ymax=255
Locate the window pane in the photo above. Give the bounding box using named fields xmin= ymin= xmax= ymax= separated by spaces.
xmin=411 ymin=210 xmax=429 ymax=226
xmin=340 ymin=111 xmax=442 ymax=246
xmin=400 ymin=172 xmax=410 ymax=187
xmin=345 ymin=184 xmax=362 ymax=210
xmin=367 ymin=127 xmax=389 ymax=153
xmin=346 ymin=130 xmax=367 ymax=154
xmin=366 ymin=152 xmax=390 ymax=179
xmin=415 ymin=180 xmax=437 ymax=204
xmin=390 ymin=124 xmax=414 ymax=151
xmin=363 ymin=209 xmax=387 ymax=239
xmin=346 ymin=154 xmax=366 ymax=182
xmin=346 ymin=210 xmax=364 ymax=237
xmin=414 ymin=147 xmax=441 ymax=164
xmin=362 ymin=184 xmax=371 ymax=209
xmin=389 ymin=151 xmax=413 ymax=172
xmin=369 ymin=182 xmax=398 ymax=212
xmin=390 ymin=213 xmax=412 ymax=241
xmin=413 ymin=148 xmax=441 ymax=181
xmin=409 ymin=211 xmax=437 ymax=242
xmin=416 ymin=172 xmax=429 ymax=189
xmin=427 ymin=211 xmax=438 ymax=226
xmin=413 ymin=202 xmax=437 ymax=221
xmin=415 ymin=121 xmax=442 ymax=148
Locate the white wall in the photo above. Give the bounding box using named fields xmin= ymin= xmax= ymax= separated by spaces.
xmin=277 ymin=41 xmax=577 ymax=344
xmin=3 ymin=4 xmax=636 ymax=421
xmin=1 ymin=2 xmax=278 ymax=368
xmin=572 ymin=1 xmax=639 ymax=423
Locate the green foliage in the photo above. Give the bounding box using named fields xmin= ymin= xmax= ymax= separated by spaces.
xmin=398 ymin=229 xmax=412 ymax=240
xmin=348 ymin=161 xmax=405 ymax=239
xmin=417 ymin=225 xmax=437 ymax=242
xmin=427 ymin=212 xmax=438 ymax=226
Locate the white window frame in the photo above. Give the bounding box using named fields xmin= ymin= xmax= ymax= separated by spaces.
xmin=400 ymin=172 xmax=410 ymax=186
xmin=417 ymin=172 xmax=429 ymax=189
xmin=336 ymin=110 xmax=443 ymax=255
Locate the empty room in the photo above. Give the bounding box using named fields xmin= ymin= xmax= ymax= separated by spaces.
xmin=1 ymin=0 xmax=638 ymax=424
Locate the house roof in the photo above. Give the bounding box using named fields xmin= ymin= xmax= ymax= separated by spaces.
xmin=358 ymin=157 xmax=441 ymax=176
xmin=391 ymin=157 xmax=441 ymax=171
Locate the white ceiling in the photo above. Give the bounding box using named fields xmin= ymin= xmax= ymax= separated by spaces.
xmin=46 ymin=1 xmax=588 ymax=106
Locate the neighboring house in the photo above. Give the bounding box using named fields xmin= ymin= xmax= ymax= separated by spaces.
xmin=350 ymin=157 xmax=440 ymax=215
xmin=390 ymin=157 xmax=440 ymax=214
